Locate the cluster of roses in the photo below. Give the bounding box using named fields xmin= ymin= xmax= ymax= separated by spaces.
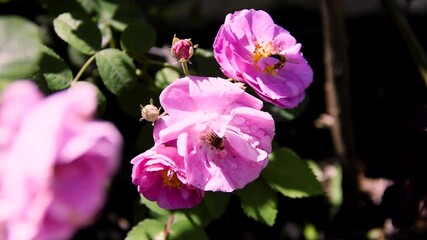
xmin=131 ymin=9 xmax=313 ymax=209
xmin=0 ymin=8 xmax=312 ymax=240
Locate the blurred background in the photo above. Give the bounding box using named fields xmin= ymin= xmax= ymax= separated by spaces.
xmin=2 ymin=0 xmax=427 ymax=239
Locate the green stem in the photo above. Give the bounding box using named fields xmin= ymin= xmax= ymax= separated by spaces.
xmin=109 ymin=36 xmax=116 ymax=49
xmin=71 ymin=54 xmax=96 ymax=84
xmin=147 ymin=59 xmax=179 ymax=70
xmin=164 ymin=212 xmax=174 ymax=239
xmin=133 ymin=55 xmax=183 ymax=74
xmin=181 ymin=61 xmax=190 ymax=76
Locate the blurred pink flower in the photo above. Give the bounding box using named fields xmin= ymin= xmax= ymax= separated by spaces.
xmin=131 ymin=144 xmax=204 ymax=209
xmin=154 ymin=76 xmax=275 ymax=192
xmin=0 ymin=80 xmax=123 ymax=240
xmin=213 ymin=9 xmax=313 ymax=108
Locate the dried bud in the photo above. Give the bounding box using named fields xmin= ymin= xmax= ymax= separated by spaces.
xmin=140 ymin=99 xmax=161 ymax=125
xmin=171 ymin=34 xmax=198 ymax=63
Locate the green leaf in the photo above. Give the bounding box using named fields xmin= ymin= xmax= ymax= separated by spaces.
xmin=95 ymin=48 xmax=137 ymax=95
xmin=237 ymin=178 xmax=278 ymax=226
xmin=76 ymin=0 xmax=97 ymax=13
xmin=67 ymin=45 xmax=87 ymax=67
xmin=262 ymin=145 xmax=324 ymax=198
xmin=96 ymin=0 xmax=117 ymax=22
xmin=125 ymin=219 xmax=165 ymax=240
xmin=97 ymin=0 xmax=144 ymax=31
xmin=174 ymin=204 xmax=212 ymax=229
xmin=168 ymin=220 xmax=210 ymax=240
xmin=202 ymin=191 xmax=230 ymax=220
xmin=53 ymin=12 xmax=101 ymax=55
xmin=98 ymin=22 xmax=112 ymax=47
xmin=311 ymin=161 xmax=342 ymax=215
xmin=0 ymin=16 xmax=42 ymax=82
xmin=140 ymin=195 xmax=170 ymax=223
xmin=95 ymin=85 xmax=107 ymax=117
xmin=35 ymin=45 xmax=72 ymax=91
xmin=171 ymin=192 xmax=231 ymax=229
xmin=329 ymin=164 xmax=343 ymax=214
xmin=155 ymin=68 xmax=180 ymax=90
xmin=303 ymin=221 xmax=318 ymax=240
xmin=120 ymin=21 xmax=156 ymax=55
xmin=140 ymin=196 xmax=170 ymax=217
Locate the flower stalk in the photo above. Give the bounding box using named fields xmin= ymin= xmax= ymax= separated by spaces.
xmin=181 ymin=61 xmax=190 ymax=76
xmin=72 ymin=54 xmax=96 ymax=84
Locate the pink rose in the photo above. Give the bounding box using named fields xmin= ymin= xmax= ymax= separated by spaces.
xmin=213 ymin=9 xmax=313 ymax=109
xmin=131 ymin=144 xmax=204 ymax=209
xmin=154 ymin=76 xmax=275 ymax=192
xmin=0 ymin=80 xmax=123 ymax=240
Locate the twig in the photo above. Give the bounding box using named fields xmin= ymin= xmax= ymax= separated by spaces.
xmin=319 ymin=0 xmax=359 ymax=211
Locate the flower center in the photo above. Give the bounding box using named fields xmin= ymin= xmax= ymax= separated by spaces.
xmin=253 ymin=41 xmax=286 ymax=74
xmin=202 ymin=131 xmax=224 ymax=150
xmin=253 ymin=41 xmax=272 ymax=63
xmin=161 ymin=169 xmax=183 ymax=189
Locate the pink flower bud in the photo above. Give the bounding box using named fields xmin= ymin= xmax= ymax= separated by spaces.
xmin=171 ymin=35 xmax=197 ymax=63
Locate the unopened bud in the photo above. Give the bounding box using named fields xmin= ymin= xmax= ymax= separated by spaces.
xmin=171 ymin=34 xmax=198 ymax=63
xmin=140 ymin=99 xmax=161 ymax=125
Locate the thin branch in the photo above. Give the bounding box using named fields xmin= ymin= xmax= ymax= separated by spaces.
xmin=319 ymin=0 xmax=359 ymax=211
xmin=319 ymin=0 xmax=356 ymax=161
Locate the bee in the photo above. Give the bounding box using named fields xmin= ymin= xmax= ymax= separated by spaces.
xmin=269 ymin=54 xmax=286 ymax=70
xmin=204 ymin=131 xmax=225 ymax=150
xmin=269 ymin=53 xmax=299 ymax=70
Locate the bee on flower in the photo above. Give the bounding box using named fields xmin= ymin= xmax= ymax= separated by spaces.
xmin=213 ymin=9 xmax=313 ymax=109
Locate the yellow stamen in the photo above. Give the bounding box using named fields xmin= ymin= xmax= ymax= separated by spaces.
xmin=161 ymin=169 xmax=183 ymax=189
xmin=253 ymin=41 xmax=272 ymax=63
xmin=252 ymin=41 xmax=286 ymax=74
